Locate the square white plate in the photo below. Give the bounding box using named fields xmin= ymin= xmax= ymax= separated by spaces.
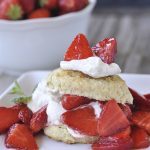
xmin=0 ymin=71 xmax=150 ymax=150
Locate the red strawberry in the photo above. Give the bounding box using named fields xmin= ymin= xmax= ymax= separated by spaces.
xmin=0 ymin=107 xmax=20 ymax=133
xmin=92 ymin=38 xmax=117 ymax=64
xmin=98 ymin=100 xmax=130 ymax=137
xmin=92 ymin=136 xmax=133 ymax=150
xmin=28 ymin=8 xmax=50 ymax=19
xmin=144 ymin=93 xmax=150 ymax=99
xmin=20 ymin=0 xmax=35 ymax=13
xmin=11 ymin=103 xmax=26 ymax=110
xmin=0 ymin=0 xmax=24 ymax=20
xmin=131 ymin=126 xmax=150 ymax=149
xmin=39 ymin=0 xmax=58 ymax=9
xmin=61 ymin=106 xmax=98 ymax=136
xmin=64 ymin=34 xmax=93 ymax=61
xmin=30 ymin=105 xmax=47 ymax=133
xmin=59 ymin=0 xmax=88 ymax=14
xmin=132 ymin=111 xmax=150 ymax=134
xmin=113 ymin=127 xmax=131 ymax=139
xmin=119 ymin=104 xmax=132 ymax=120
xmin=61 ymin=94 xmax=92 ymax=110
xmin=18 ymin=107 xmax=33 ymax=125
xmin=129 ymin=88 xmax=150 ymax=111
xmin=5 ymin=124 xmax=38 ymax=150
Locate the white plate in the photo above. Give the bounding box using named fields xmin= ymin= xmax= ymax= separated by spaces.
xmin=0 ymin=71 xmax=150 ymax=150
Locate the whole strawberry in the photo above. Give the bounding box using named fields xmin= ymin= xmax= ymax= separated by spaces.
xmin=58 ymin=0 xmax=88 ymax=14
xmin=39 ymin=0 xmax=58 ymax=9
xmin=20 ymin=0 xmax=35 ymax=14
xmin=0 ymin=0 xmax=24 ymax=20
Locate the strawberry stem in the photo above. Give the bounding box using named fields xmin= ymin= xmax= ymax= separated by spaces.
xmin=39 ymin=0 xmax=48 ymax=7
xmin=7 ymin=4 xmax=23 ymax=20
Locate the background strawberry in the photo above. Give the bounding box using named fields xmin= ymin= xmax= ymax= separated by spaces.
xmin=58 ymin=0 xmax=88 ymax=14
xmin=28 ymin=8 xmax=50 ymax=19
xmin=20 ymin=0 xmax=35 ymax=14
xmin=39 ymin=0 xmax=58 ymax=10
xmin=0 ymin=0 xmax=24 ymax=20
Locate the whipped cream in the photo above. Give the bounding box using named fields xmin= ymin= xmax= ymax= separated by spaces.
xmin=27 ymin=80 xmax=62 ymax=113
xmin=60 ymin=56 xmax=121 ymax=78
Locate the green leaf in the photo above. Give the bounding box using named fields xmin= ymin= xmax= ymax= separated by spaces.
xmin=10 ymin=81 xmax=25 ymax=96
xmin=12 ymin=96 xmax=31 ymax=104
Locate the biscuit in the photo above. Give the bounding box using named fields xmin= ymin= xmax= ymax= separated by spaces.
xmin=46 ymin=68 xmax=133 ymax=104
xmin=44 ymin=125 xmax=98 ymax=144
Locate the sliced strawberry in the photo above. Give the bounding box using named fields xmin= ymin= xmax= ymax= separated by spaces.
xmin=20 ymin=0 xmax=35 ymax=13
xmin=5 ymin=123 xmax=38 ymax=149
xmin=28 ymin=8 xmax=50 ymax=19
xmin=119 ymin=104 xmax=132 ymax=120
xmin=113 ymin=127 xmax=131 ymax=139
xmin=61 ymin=106 xmax=98 ymax=136
xmin=144 ymin=94 xmax=150 ymax=99
xmin=132 ymin=111 xmax=150 ymax=134
xmin=64 ymin=34 xmax=93 ymax=61
xmin=18 ymin=107 xmax=33 ymax=125
xmin=92 ymin=136 xmax=133 ymax=150
xmin=0 ymin=107 xmax=20 ymax=133
xmin=39 ymin=0 xmax=58 ymax=9
xmin=98 ymin=100 xmax=130 ymax=137
xmin=131 ymin=126 xmax=150 ymax=149
xmin=30 ymin=105 xmax=47 ymax=133
xmin=61 ymin=94 xmax=92 ymax=110
xmin=0 ymin=0 xmax=24 ymax=20
xmin=92 ymin=38 xmax=117 ymax=64
xmin=11 ymin=103 xmax=26 ymax=110
xmin=129 ymin=88 xmax=150 ymax=111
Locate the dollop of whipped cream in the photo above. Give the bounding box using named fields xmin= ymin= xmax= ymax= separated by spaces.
xmin=27 ymin=79 xmax=62 ymax=113
xmin=60 ymin=56 xmax=121 ymax=78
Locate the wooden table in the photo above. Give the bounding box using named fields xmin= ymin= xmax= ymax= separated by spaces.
xmin=0 ymin=8 xmax=150 ymax=94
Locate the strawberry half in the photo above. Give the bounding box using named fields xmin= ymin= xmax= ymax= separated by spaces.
xmin=0 ymin=107 xmax=20 ymax=133
xmin=18 ymin=106 xmax=33 ymax=125
xmin=113 ymin=127 xmax=131 ymax=139
xmin=64 ymin=34 xmax=93 ymax=61
xmin=132 ymin=111 xmax=150 ymax=134
xmin=131 ymin=126 xmax=150 ymax=149
xmin=0 ymin=0 xmax=24 ymax=20
xmin=30 ymin=105 xmax=47 ymax=133
xmin=92 ymin=38 xmax=117 ymax=64
xmin=5 ymin=123 xmax=38 ymax=150
xmin=92 ymin=136 xmax=133 ymax=150
xmin=61 ymin=106 xmax=98 ymax=136
xmin=119 ymin=104 xmax=132 ymax=120
xmin=98 ymin=100 xmax=130 ymax=137
xmin=61 ymin=94 xmax=92 ymax=110
xmin=144 ymin=94 xmax=150 ymax=99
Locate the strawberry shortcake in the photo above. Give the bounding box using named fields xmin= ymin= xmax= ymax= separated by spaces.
xmin=27 ymin=34 xmax=134 ymax=147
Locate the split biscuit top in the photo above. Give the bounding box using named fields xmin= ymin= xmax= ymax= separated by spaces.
xmin=46 ymin=68 xmax=133 ymax=104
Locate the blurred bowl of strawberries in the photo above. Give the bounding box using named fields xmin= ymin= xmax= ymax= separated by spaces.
xmin=0 ymin=0 xmax=96 ymax=73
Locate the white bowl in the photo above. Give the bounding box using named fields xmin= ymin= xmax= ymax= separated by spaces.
xmin=0 ymin=0 xmax=96 ymax=74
